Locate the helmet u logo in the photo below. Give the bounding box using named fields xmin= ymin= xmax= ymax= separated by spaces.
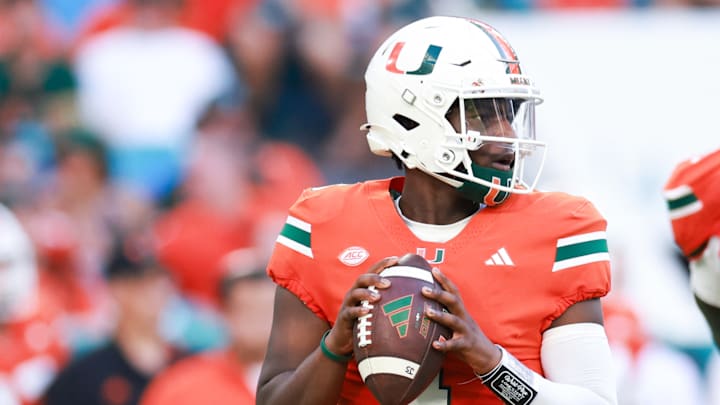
xmin=483 ymin=177 xmax=509 ymax=206
xmin=386 ymin=42 xmax=443 ymax=75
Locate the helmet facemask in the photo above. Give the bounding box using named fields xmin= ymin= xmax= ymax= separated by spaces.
xmin=435 ymin=93 xmax=547 ymax=205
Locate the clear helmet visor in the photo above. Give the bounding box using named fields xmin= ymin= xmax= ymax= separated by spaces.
xmin=446 ymin=96 xmax=547 ymax=203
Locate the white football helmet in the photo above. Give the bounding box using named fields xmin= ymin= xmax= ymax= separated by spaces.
xmin=0 ymin=204 xmax=38 ymax=323
xmin=363 ymin=16 xmax=546 ymax=205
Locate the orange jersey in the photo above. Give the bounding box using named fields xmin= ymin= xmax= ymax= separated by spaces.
xmin=268 ymin=177 xmax=611 ymax=404
xmin=663 ymin=148 xmax=720 ymax=258
xmin=140 ymin=351 xmax=256 ymax=405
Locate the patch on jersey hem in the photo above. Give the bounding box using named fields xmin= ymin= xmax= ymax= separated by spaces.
xmin=553 ymin=231 xmax=609 ymax=272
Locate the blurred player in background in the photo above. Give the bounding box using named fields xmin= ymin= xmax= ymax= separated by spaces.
xmin=257 ymin=16 xmax=617 ymax=404
xmin=43 ymin=232 xmax=183 ymax=405
xmin=664 ymin=148 xmax=720 ymax=347
xmin=139 ymin=248 xmax=274 ymax=405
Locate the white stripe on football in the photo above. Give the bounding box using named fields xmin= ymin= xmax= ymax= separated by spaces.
xmin=379 ymin=266 xmax=434 ymax=283
xmin=357 ymin=356 xmax=421 ymax=382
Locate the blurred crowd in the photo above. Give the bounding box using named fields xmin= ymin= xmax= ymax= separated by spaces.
xmin=1 ymin=0 xmax=719 ymax=405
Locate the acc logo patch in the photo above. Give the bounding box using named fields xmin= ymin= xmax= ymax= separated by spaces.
xmin=339 ymin=246 xmax=369 ymax=267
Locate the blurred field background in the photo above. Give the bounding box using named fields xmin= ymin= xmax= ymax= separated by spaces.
xmin=1 ymin=0 xmax=719 ymax=404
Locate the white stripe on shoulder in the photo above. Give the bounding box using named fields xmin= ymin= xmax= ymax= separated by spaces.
xmin=552 ymin=252 xmax=610 ymax=272
xmin=557 ymin=231 xmax=606 ymax=247
xmin=380 ymin=266 xmax=433 ymax=283
xmin=357 ymin=356 xmax=420 ymax=382
xmin=663 ymin=184 xmax=693 ymax=200
xmin=286 ymin=215 xmax=311 ymax=232
xmin=276 ymin=235 xmax=313 ymax=258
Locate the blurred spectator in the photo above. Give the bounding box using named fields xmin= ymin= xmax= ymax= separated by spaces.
xmin=43 ymin=232 xmax=184 ymax=405
xmin=0 ymin=0 xmax=60 ymax=59
xmin=73 ymin=0 xmax=240 ymax=203
xmin=0 ymin=0 xmax=77 ymax=208
xmin=318 ymin=79 xmax=397 ymax=185
xmin=139 ymin=248 xmax=274 ymax=405
xmin=226 ymin=0 xmax=430 ymax=165
xmin=0 ymin=0 xmax=76 ymax=127
xmin=153 ymin=102 xmax=323 ymax=308
xmin=226 ymin=0 xmax=385 ymax=158
xmin=153 ymin=111 xmax=257 ymax=308
xmin=17 ymin=129 xmax=157 ymax=353
xmin=0 ymin=203 xmax=68 ymax=405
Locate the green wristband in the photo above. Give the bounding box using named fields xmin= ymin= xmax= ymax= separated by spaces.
xmin=320 ymin=330 xmax=353 ymax=363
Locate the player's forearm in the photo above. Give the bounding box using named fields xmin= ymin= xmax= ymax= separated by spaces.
xmin=256 ymin=347 xmax=348 ymax=405
xmin=538 ymin=323 xmax=617 ymax=404
xmin=478 ymin=323 xmax=617 ymax=405
xmin=478 ymin=345 xmax=617 ymax=405
xmin=528 ymin=378 xmax=617 ymax=404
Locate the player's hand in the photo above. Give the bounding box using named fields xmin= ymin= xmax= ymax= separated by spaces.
xmin=422 ymin=267 xmax=501 ymax=375
xmin=323 ymin=256 xmax=398 ymax=357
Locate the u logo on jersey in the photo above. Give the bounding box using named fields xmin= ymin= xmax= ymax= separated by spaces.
xmin=386 ymin=42 xmax=443 ymax=75
xmin=416 ymin=248 xmax=445 ymax=264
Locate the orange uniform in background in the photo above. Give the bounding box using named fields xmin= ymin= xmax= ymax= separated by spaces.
xmin=268 ymin=177 xmax=611 ymax=404
xmin=154 ymin=140 xmax=323 ymax=307
xmin=663 ymin=148 xmax=720 ymax=258
xmin=139 ymin=350 xmax=255 ymax=405
xmin=75 ymin=0 xmax=257 ymax=47
xmin=153 ymin=201 xmax=256 ymax=306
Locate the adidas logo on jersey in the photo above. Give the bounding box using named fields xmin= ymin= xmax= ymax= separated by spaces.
xmin=485 ymin=247 xmax=515 ymax=266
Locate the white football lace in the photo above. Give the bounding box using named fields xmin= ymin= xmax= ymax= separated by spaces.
xmin=356 ymin=286 xmax=376 ymax=347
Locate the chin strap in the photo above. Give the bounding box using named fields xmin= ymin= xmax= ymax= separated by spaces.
xmin=456 ymin=164 xmax=512 ymax=206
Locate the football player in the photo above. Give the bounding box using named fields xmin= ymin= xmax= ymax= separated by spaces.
xmin=257 ymin=16 xmax=617 ymax=404
xmin=663 ymin=148 xmax=720 ymax=347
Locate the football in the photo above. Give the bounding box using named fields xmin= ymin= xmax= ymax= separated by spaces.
xmin=353 ymin=253 xmax=451 ymax=405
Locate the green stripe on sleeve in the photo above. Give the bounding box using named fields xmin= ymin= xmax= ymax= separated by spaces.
xmin=667 ymin=193 xmax=698 ymax=211
xmin=279 ymin=223 xmax=310 ymax=248
xmin=555 ymin=239 xmax=608 ymax=262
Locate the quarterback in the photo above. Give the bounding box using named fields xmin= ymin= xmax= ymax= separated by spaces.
xmin=664 ymin=148 xmax=720 ymax=347
xmin=257 ymin=16 xmax=618 ymax=405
